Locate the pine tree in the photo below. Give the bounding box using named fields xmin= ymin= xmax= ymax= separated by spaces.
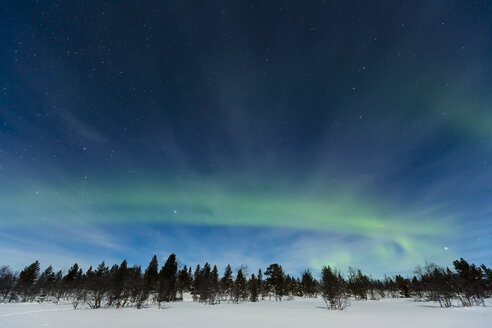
xmin=62 ymin=263 xmax=83 ymax=307
xmin=127 ymin=265 xmax=148 ymax=309
xmin=248 ymin=273 xmax=259 ymax=302
xmin=83 ymin=262 xmax=109 ymax=309
xmin=211 ymin=265 xmax=220 ymax=304
xmin=220 ymin=264 xmax=234 ymax=301
xmin=301 ymin=270 xmax=317 ymax=297
xmin=0 ymin=266 xmax=16 ymax=302
xmin=93 ymin=261 xmax=109 ymax=309
xmin=108 ymin=264 xmax=119 ymax=306
xmin=265 ymin=264 xmax=285 ymax=301
xmin=192 ymin=264 xmax=201 ymax=301
xmin=453 ymin=258 xmax=486 ymax=306
xmin=63 ymin=263 xmax=80 ymax=283
xmin=258 ymin=269 xmax=266 ymax=300
xmin=17 ymin=261 xmax=40 ymax=301
xmin=201 ymin=263 xmax=212 ymax=303
xmin=481 ymin=264 xmax=492 ymax=296
xmin=144 ymin=255 xmax=159 ymax=298
xmin=284 ymin=275 xmax=298 ymax=299
xmin=295 ymin=277 xmax=303 ymax=296
xmin=177 ymin=265 xmax=192 ymax=300
xmin=52 ymin=270 xmax=63 ymax=303
xmin=37 ymin=265 xmax=56 ymax=300
xmin=157 ymin=254 xmax=178 ymax=307
xmin=395 ymin=275 xmax=411 ymax=298
xmin=232 ymin=268 xmax=247 ymax=303
xmin=112 ymin=260 xmax=130 ymax=307
xmin=347 ymin=267 xmax=369 ymax=300
xmin=320 ymin=265 xmax=348 ymax=310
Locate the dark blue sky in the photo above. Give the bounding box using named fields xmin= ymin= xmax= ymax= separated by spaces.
xmin=1 ymin=1 xmax=491 ymax=276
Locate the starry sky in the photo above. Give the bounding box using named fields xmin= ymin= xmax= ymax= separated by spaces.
xmin=0 ymin=1 xmax=491 ymax=276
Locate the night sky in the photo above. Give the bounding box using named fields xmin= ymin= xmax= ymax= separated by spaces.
xmin=1 ymin=1 xmax=491 ymax=276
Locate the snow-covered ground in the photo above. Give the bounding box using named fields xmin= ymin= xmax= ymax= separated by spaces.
xmin=1 ymin=297 xmax=491 ymax=328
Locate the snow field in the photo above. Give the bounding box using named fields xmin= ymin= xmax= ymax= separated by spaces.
xmin=1 ymin=297 xmax=491 ymax=328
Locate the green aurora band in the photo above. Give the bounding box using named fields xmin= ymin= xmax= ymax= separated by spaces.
xmin=0 ymin=177 xmax=458 ymax=271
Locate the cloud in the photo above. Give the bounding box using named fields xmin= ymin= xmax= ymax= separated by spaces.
xmin=56 ymin=110 xmax=108 ymax=144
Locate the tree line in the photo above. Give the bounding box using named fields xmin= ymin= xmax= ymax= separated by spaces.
xmin=1 ymin=256 xmax=491 ymax=310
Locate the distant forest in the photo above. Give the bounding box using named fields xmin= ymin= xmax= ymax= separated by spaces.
xmin=1 ymin=256 xmax=491 ymax=310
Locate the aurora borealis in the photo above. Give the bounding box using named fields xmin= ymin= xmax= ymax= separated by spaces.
xmin=1 ymin=1 xmax=491 ymax=275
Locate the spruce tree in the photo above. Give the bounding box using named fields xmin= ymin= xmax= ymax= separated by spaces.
xmin=200 ymin=263 xmax=212 ymax=303
xmin=211 ymin=265 xmax=220 ymax=304
xmin=144 ymin=255 xmax=159 ymax=296
xmin=157 ymin=254 xmax=178 ymax=306
xmin=301 ymin=270 xmax=317 ymax=297
xmin=177 ymin=265 xmax=191 ymax=300
xmin=220 ymin=264 xmax=234 ymax=301
xmin=232 ymin=268 xmax=247 ymax=303
xmin=258 ymin=269 xmax=266 ymax=300
xmin=248 ymin=273 xmax=259 ymax=302
xmin=192 ymin=264 xmax=201 ymax=301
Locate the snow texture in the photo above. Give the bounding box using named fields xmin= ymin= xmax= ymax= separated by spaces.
xmin=1 ymin=297 xmax=491 ymax=328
